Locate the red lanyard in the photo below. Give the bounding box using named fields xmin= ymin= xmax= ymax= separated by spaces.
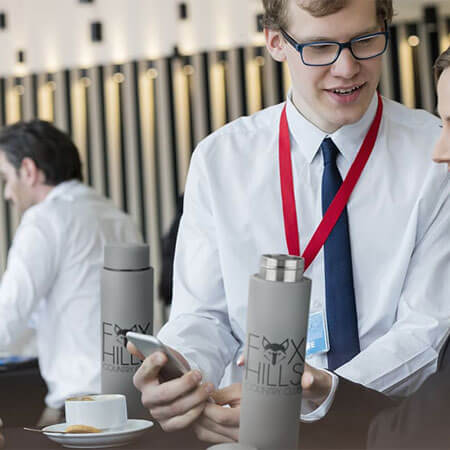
xmin=279 ymin=92 xmax=383 ymax=271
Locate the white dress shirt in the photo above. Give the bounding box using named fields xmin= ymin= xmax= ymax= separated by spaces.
xmin=158 ymin=93 xmax=450 ymax=420
xmin=0 ymin=180 xmax=142 ymax=408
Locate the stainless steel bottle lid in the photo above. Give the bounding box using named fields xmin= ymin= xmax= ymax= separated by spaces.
xmin=104 ymin=244 xmax=150 ymax=271
xmin=259 ymin=254 xmax=304 ymax=282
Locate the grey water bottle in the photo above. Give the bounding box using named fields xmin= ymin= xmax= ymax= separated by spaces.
xmin=239 ymin=255 xmax=312 ymax=450
xmin=101 ymin=244 xmax=153 ymax=418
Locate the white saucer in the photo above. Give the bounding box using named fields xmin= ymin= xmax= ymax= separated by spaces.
xmin=43 ymin=419 xmax=154 ymax=448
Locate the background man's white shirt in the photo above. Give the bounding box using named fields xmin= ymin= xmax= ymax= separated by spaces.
xmin=158 ymin=93 xmax=450 ymax=420
xmin=0 ymin=180 xmax=142 ymax=408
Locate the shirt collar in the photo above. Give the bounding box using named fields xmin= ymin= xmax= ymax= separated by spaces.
xmin=285 ymin=90 xmax=379 ymax=164
xmin=44 ymin=179 xmax=81 ymax=203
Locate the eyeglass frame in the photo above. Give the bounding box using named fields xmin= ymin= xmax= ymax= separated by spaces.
xmin=279 ymin=21 xmax=390 ymax=67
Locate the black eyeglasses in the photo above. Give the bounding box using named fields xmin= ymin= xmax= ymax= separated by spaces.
xmin=280 ymin=21 xmax=389 ymax=67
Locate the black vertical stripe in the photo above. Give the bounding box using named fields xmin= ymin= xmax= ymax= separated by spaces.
xmin=64 ymin=70 xmax=73 ymax=137
xmin=406 ymin=23 xmax=422 ymax=109
xmin=218 ymin=51 xmax=230 ymax=122
xmin=0 ymin=78 xmax=5 ymax=125
xmin=31 ymin=74 xmax=38 ymax=118
xmin=185 ymin=56 xmax=195 ymax=155
xmin=0 ymin=78 xmax=11 ymax=247
xmin=202 ymin=52 xmax=212 ymax=135
xmin=83 ymin=74 xmax=93 ymax=186
xmin=16 ymin=78 xmax=24 ymax=120
xmin=97 ymin=66 xmax=109 ymax=197
xmin=274 ymin=60 xmax=284 ymax=104
xmin=389 ymin=25 xmax=402 ymax=102
xmin=167 ymin=57 xmax=180 ymax=200
xmin=131 ymin=61 xmax=147 ymax=240
xmin=117 ymin=69 xmax=128 ymax=212
xmin=424 ymin=7 xmax=439 ymax=107
xmin=237 ymin=48 xmax=247 ymax=117
xmin=256 ymin=46 xmax=266 ymax=108
xmin=153 ymin=62 xmax=163 ymax=242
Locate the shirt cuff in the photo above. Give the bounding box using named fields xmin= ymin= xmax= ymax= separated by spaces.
xmin=300 ymin=369 xmax=339 ymax=422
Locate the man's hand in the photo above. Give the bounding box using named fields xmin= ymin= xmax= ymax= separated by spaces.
xmin=194 ymin=383 xmax=241 ymax=443
xmin=238 ymin=356 xmax=332 ymax=406
xmin=127 ymin=342 xmax=215 ymax=432
xmin=193 ymin=360 xmax=334 ymax=444
xmin=301 ymin=363 xmax=333 ymax=407
xmin=0 ymin=417 xmax=5 ymax=449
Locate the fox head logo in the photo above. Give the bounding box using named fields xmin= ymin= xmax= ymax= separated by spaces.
xmin=262 ymin=337 xmax=289 ymax=365
xmin=114 ymin=324 xmax=138 ymax=347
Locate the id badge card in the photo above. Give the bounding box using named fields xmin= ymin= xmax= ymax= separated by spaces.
xmin=306 ymin=310 xmax=330 ymax=357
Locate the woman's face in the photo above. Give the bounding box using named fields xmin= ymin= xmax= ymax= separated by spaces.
xmin=433 ymin=67 xmax=450 ymax=171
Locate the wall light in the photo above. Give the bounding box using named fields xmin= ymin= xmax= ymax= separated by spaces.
xmin=146 ymin=68 xmax=158 ymax=79
xmin=217 ymin=50 xmax=227 ymax=65
xmin=179 ymin=3 xmax=188 ymax=20
xmin=17 ymin=50 xmax=25 ymax=63
xmin=80 ymin=76 xmax=91 ymax=87
xmin=91 ymin=21 xmax=102 ymax=42
xmin=79 ymin=68 xmax=91 ymax=87
xmin=255 ymin=56 xmax=265 ymax=67
xmin=14 ymin=78 xmax=24 ymax=95
xmin=183 ymin=64 xmax=194 ymax=76
xmin=256 ymin=14 xmax=264 ymax=33
xmin=0 ymin=12 xmax=6 ymax=29
xmin=112 ymin=72 xmax=124 ymax=83
xmin=46 ymin=73 xmax=56 ymax=91
xmin=407 ymin=35 xmax=420 ymax=47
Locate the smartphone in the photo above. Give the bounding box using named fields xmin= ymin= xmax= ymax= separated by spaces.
xmin=126 ymin=332 xmax=188 ymax=381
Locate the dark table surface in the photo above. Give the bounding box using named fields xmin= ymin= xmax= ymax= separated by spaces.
xmin=3 ymin=425 xmax=208 ymax=450
xmin=0 ymin=363 xmax=208 ymax=449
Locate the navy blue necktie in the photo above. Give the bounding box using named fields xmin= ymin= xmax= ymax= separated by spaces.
xmin=321 ymin=138 xmax=360 ymax=370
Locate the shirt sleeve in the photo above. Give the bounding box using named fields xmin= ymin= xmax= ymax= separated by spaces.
xmin=336 ymin=177 xmax=450 ymax=396
xmin=158 ymin=150 xmax=240 ymax=387
xmin=301 ymin=369 xmax=339 ymax=422
xmin=0 ymin=212 xmax=58 ymax=349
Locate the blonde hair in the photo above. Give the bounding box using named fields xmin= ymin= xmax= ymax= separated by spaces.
xmin=262 ymin=0 xmax=394 ymax=30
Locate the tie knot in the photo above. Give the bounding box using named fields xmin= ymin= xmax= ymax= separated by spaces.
xmin=321 ymin=138 xmax=339 ymax=166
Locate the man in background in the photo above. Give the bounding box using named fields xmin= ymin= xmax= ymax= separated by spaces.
xmin=0 ymin=120 xmax=142 ymax=427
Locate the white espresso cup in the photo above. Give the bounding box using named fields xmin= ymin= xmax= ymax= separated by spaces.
xmin=65 ymin=394 xmax=128 ymax=430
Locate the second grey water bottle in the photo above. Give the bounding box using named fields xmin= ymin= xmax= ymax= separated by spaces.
xmin=239 ymin=255 xmax=312 ymax=450
xmin=101 ymin=244 xmax=153 ymax=418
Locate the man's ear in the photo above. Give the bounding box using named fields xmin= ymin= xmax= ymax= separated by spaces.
xmin=265 ymin=28 xmax=287 ymax=63
xmin=19 ymin=157 xmax=43 ymax=187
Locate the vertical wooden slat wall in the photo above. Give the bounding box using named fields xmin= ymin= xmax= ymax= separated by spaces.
xmin=87 ymin=67 xmax=107 ymax=197
xmin=0 ymin=8 xmax=449 ymax=330
xmin=0 ymin=78 xmax=8 ymax=272
xmin=4 ymin=77 xmax=22 ymax=242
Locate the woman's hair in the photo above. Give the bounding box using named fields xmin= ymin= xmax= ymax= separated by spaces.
xmin=434 ymin=47 xmax=450 ymax=84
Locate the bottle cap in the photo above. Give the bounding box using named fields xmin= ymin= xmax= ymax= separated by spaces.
xmin=104 ymin=244 xmax=150 ymax=271
xmin=259 ymin=254 xmax=304 ymax=282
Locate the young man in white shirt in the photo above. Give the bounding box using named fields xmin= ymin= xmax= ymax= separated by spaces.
xmin=0 ymin=120 xmax=142 ymax=427
xmin=129 ymin=0 xmax=449 ymax=444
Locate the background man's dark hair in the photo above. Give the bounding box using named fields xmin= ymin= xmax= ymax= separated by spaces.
xmin=0 ymin=120 xmax=83 ymax=186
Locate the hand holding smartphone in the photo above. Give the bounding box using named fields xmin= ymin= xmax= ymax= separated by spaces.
xmin=126 ymin=332 xmax=189 ymax=381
